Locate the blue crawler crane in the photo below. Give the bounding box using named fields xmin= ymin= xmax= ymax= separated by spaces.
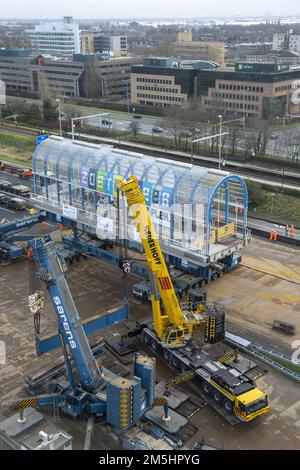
xmin=19 ymin=236 xmax=153 ymax=430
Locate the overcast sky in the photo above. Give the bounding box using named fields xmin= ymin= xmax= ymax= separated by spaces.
xmin=1 ymin=0 xmax=299 ymax=20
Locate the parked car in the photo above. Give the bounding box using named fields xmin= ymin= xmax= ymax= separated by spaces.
xmin=133 ymin=114 xmax=142 ymax=120
xmin=152 ymin=127 xmax=163 ymax=134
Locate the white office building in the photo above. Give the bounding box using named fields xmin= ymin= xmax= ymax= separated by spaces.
xmin=289 ymin=35 xmax=300 ymax=55
xmin=28 ymin=17 xmax=80 ymax=57
xmin=273 ymin=31 xmax=300 ymax=55
xmin=272 ymin=33 xmax=285 ymax=51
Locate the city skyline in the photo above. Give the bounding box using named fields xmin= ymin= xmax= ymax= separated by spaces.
xmin=0 ymin=0 xmax=299 ymax=20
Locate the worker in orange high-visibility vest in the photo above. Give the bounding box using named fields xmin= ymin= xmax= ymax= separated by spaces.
xmin=269 ymin=229 xmax=274 ymax=241
xmin=273 ymin=230 xmax=278 ymax=241
xmin=40 ymin=221 xmax=46 ymax=232
xmin=59 ymin=223 xmax=64 ymax=231
xmin=290 ymin=225 xmax=295 ymax=238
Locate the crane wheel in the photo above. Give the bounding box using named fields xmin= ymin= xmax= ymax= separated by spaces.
xmin=172 ymin=357 xmax=179 ymax=368
xmin=213 ymin=391 xmax=223 ymax=404
xmin=223 ymin=399 xmax=234 ymax=413
xmin=163 ymin=349 xmax=170 ymax=361
xmin=202 ymin=382 xmax=212 ymax=395
xmin=142 ymin=331 xmax=150 ymax=344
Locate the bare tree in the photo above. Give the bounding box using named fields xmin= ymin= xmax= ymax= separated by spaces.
xmin=83 ymin=61 xmax=101 ymax=99
xmin=159 ymin=107 xmax=184 ymax=150
xmin=38 ymin=71 xmax=57 ymax=100
xmin=159 ymin=99 xmax=211 ymax=151
xmin=227 ymin=125 xmax=241 ymax=157
xmin=129 ymin=120 xmax=139 ymax=138
xmin=282 ymin=129 xmax=300 ymax=161
xmin=247 ymin=118 xmax=273 ymax=156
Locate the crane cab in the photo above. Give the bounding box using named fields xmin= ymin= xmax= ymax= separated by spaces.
xmin=163 ymin=324 xmax=193 ymax=348
xmin=235 ymin=389 xmax=270 ymax=422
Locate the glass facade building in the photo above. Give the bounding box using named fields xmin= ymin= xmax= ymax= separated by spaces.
xmin=32 ymin=137 xmax=248 ymax=266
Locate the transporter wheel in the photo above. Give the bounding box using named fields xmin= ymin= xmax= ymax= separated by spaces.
xmin=212 ymin=272 xmax=218 ymax=281
xmin=150 ymin=339 xmax=159 ymax=353
xmin=223 ymin=399 xmax=234 ymax=414
xmin=142 ymin=331 xmax=150 ymax=344
xmin=163 ymin=349 xmax=170 ymax=361
xmin=202 ymin=382 xmax=212 ymax=395
xmin=217 ymin=270 xmax=224 ymax=278
xmin=172 ymin=356 xmax=180 ymax=368
xmin=198 ymin=279 xmax=206 ymax=288
xmin=213 ymin=390 xmax=223 ymax=405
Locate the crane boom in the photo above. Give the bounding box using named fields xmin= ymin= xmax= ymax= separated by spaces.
xmin=118 ymin=176 xmax=202 ymax=347
xmin=29 ymin=237 xmax=103 ymax=393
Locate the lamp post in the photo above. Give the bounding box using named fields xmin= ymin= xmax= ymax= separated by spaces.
xmin=56 ymin=98 xmax=62 ymax=137
xmin=218 ymin=115 xmax=222 ymax=170
xmin=191 ymin=130 xmax=229 ymax=165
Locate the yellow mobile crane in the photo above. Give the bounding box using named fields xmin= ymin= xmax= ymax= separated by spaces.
xmin=118 ymin=175 xmax=205 ymax=348
xmin=118 ymin=176 xmax=270 ymax=423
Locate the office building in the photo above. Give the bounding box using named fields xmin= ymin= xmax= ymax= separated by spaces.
xmin=131 ymin=57 xmax=300 ymax=119
xmin=0 ymin=49 xmax=37 ymax=93
xmin=94 ymin=34 xmax=128 ymax=57
xmin=131 ymin=57 xmax=218 ymax=109
xmin=200 ymin=62 xmax=300 ymax=119
xmin=27 ymin=17 xmax=80 ymax=57
xmin=289 ymin=35 xmax=300 ymax=55
xmin=273 ymin=31 xmax=300 ymax=55
xmin=77 ymin=54 xmax=139 ymax=98
xmin=36 ymin=55 xmax=84 ymax=97
xmin=0 ymin=48 xmax=138 ymax=99
xmin=175 ymin=27 xmax=225 ymax=67
xmin=245 ymin=49 xmax=300 ymax=64
xmin=80 ymin=31 xmax=95 ymax=54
